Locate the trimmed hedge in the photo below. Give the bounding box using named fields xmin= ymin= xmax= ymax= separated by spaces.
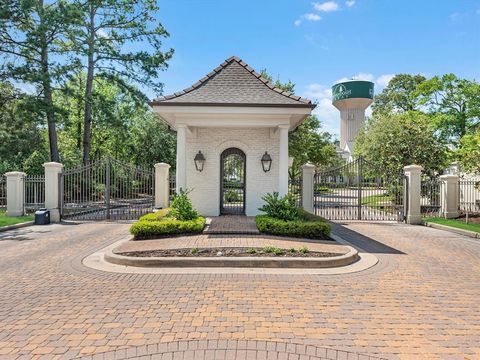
xmin=255 ymin=213 xmax=331 ymax=240
xmin=139 ymin=208 xmax=171 ymax=221
xmin=130 ymin=216 xmax=205 ymax=239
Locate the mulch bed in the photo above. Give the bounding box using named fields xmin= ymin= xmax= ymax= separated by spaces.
xmin=118 ymin=247 xmax=341 ymax=258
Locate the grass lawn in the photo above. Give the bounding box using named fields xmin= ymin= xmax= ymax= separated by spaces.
xmin=423 ymin=217 xmax=480 ymax=234
xmin=0 ymin=210 xmax=34 ymax=228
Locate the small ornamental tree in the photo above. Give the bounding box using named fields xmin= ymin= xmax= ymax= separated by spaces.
xmin=354 ymin=112 xmax=448 ymax=177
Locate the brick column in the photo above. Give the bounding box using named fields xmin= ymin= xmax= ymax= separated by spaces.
xmin=154 ymin=163 xmax=171 ymax=209
xmin=440 ymin=174 xmax=459 ymax=219
xmin=5 ymin=171 xmax=26 ymax=217
xmin=403 ymin=165 xmax=423 ymax=225
xmin=301 ymin=163 xmax=315 ymax=214
xmin=43 ymin=162 xmax=63 ymax=222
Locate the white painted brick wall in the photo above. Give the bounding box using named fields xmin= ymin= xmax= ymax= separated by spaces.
xmin=185 ymin=127 xmax=280 ymax=216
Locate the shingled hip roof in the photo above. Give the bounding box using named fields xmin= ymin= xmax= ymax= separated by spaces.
xmin=150 ymin=56 xmax=315 ymax=109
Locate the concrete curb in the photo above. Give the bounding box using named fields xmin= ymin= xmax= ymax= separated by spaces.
xmin=104 ymin=246 xmax=359 ymax=269
xmin=0 ymin=221 xmax=34 ymax=233
xmin=423 ymin=221 xmax=480 ymax=239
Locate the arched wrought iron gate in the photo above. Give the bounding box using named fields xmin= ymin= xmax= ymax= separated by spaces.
xmin=314 ymin=157 xmax=406 ymax=221
xmin=60 ymin=157 xmax=154 ymax=220
xmin=220 ymin=148 xmax=246 ymax=215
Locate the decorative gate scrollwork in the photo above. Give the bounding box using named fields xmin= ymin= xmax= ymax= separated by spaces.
xmin=220 ymin=148 xmax=246 ymax=215
xmin=60 ymin=157 xmax=154 ymax=220
xmin=314 ymin=157 xmax=405 ymax=221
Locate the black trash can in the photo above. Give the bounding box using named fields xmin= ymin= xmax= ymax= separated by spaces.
xmin=34 ymin=209 xmax=50 ymax=225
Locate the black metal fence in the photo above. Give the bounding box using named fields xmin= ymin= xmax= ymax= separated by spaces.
xmin=420 ymin=177 xmax=441 ymax=217
xmin=24 ymin=175 xmax=45 ymax=214
xmin=169 ymin=172 xmax=176 ymax=201
xmin=313 ymin=157 xmax=405 ymax=221
xmin=61 ymin=157 xmax=155 ymax=220
xmin=459 ymin=179 xmax=480 ymax=215
xmin=288 ymin=176 xmax=302 ymax=208
xmin=0 ymin=175 xmax=5 ymax=211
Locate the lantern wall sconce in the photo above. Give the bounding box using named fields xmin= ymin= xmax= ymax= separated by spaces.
xmin=194 ymin=151 xmax=205 ymax=172
xmin=261 ymin=151 xmax=272 ymax=172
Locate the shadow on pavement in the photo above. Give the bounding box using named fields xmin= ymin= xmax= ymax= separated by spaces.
xmin=331 ymin=222 xmax=405 ymax=255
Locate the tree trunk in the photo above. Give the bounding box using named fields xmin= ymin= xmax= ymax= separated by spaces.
xmin=82 ymin=4 xmax=95 ymax=164
xmin=39 ymin=0 xmax=60 ymax=162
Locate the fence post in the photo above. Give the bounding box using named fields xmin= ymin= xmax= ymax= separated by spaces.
xmin=439 ymin=174 xmax=459 ymax=219
xmin=5 ymin=171 xmax=26 ymax=217
xmin=43 ymin=162 xmax=63 ymax=222
xmin=154 ymin=163 xmax=171 ymax=209
xmin=403 ymin=165 xmax=423 ymax=224
xmin=301 ymin=163 xmax=315 ymax=213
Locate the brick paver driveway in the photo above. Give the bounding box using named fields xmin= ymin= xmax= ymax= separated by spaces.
xmin=0 ymin=221 xmax=479 ymax=359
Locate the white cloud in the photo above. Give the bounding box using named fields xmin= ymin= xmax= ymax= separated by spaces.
xmin=96 ymin=28 xmax=108 ymax=38
xmin=295 ymin=13 xmax=322 ymax=26
xmin=302 ymin=73 xmax=394 ymax=137
xmin=304 ymin=13 xmax=322 ymax=21
xmin=313 ymin=1 xmax=339 ymax=12
xmin=303 ymin=83 xmax=339 ymax=137
xmin=345 ymin=0 xmax=355 ymax=7
xmin=376 ymin=74 xmax=394 ymax=87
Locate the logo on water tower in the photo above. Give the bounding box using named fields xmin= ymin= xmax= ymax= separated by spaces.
xmin=332 ymin=83 xmax=351 ymax=102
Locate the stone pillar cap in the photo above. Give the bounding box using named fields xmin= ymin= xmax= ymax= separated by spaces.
xmin=4 ymin=171 xmax=26 ymax=177
xmin=403 ymin=164 xmax=423 ymax=172
xmin=301 ymin=162 xmax=315 ymax=170
xmin=154 ymin=163 xmax=171 ymax=169
xmin=43 ymin=162 xmax=64 ymax=169
xmin=439 ymin=174 xmax=459 ymax=179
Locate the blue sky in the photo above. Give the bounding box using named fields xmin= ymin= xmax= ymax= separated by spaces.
xmin=154 ymin=0 xmax=480 ymax=138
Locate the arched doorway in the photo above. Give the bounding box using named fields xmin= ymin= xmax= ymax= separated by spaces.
xmin=220 ymin=148 xmax=246 ymax=215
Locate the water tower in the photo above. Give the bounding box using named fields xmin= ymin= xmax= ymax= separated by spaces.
xmin=332 ymin=80 xmax=374 ymax=158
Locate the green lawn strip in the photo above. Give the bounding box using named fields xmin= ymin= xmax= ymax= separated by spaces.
xmin=423 ymin=217 xmax=480 ymax=234
xmin=0 ymin=210 xmax=34 ymax=228
xmin=361 ymin=194 xmax=392 ymax=206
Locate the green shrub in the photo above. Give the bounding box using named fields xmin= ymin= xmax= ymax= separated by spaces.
xmin=139 ymin=208 xmax=171 ymax=221
xmin=130 ymin=216 xmax=206 ymax=239
xmin=247 ymin=248 xmax=257 ymax=254
xmin=191 ymin=247 xmax=199 ymax=254
xmin=258 ymin=192 xmax=299 ymax=221
xmin=224 ymin=190 xmax=241 ymax=203
xmin=262 ymin=246 xmax=275 ymax=253
xmin=170 ymin=188 xmax=198 ymax=221
xmin=299 ymin=246 xmax=310 ymax=254
xmin=255 ymin=215 xmax=331 ymax=240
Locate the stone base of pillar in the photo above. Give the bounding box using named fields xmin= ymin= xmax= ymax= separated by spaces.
xmin=406 ymin=214 xmax=422 ymax=225
xmin=49 ymin=209 xmax=61 ymax=223
xmin=442 ymin=211 xmax=459 ymax=219
xmin=6 ymin=209 xmax=24 ymax=217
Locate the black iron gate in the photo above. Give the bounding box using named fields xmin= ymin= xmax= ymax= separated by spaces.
xmin=60 ymin=157 xmax=154 ymax=220
xmin=314 ymin=157 xmax=405 ymax=221
xmin=220 ymin=148 xmax=246 ymax=215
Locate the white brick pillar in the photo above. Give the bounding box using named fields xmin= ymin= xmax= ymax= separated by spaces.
xmin=403 ymin=164 xmax=423 ymax=225
xmin=5 ymin=171 xmax=26 ymax=217
xmin=154 ymin=163 xmax=171 ymax=209
xmin=176 ymin=124 xmax=187 ymax=192
xmin=278 ymin=125 xmax=289 ymax=197
xmin=301 ymin=163 xmax=315 ymax=214
xmin=43 ymin=162 xmax=63 ymax=222
xmin=440 ymin=174 xmax=459 ymax=219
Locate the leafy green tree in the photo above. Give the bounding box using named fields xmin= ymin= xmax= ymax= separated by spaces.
xmin=289 ymin=116 xmax=341 ymax=169
xmin=354 ymin=112 xmax=448 ymax=176
xmin=0 ymin=82 xmax=46 ymax=174
xmin=372 ymin=74 xmax=426 ymax=115
xmin=54 ymin=74 xmax=176 ymax=167
xmin=260 ymin=70 xmax=341 ymax=170
xmin=415 ymin=74 xmax=480 ymax=141
xmin=70 ymin=0 xmax=173 ymax=163
xmin=456 ymin=130 xmax=480 ymax=174
xmin=0 ymin=0 xmax=80 ymax=161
